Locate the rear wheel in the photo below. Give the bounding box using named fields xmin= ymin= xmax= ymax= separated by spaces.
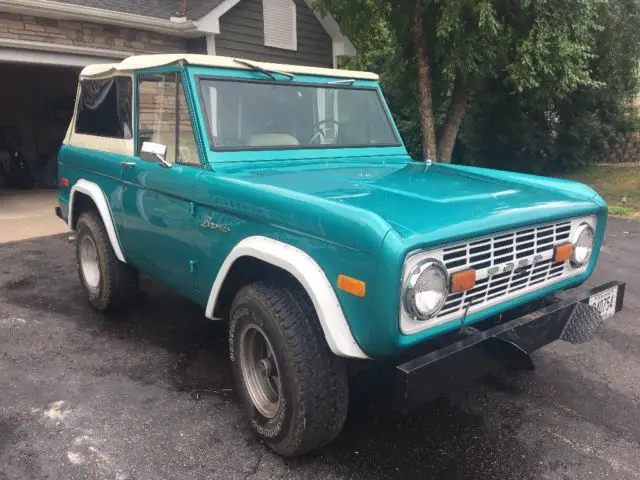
xmin=75 ymin=211 xmax=139 ymax=311
xmin=229 ymin=281 xmax=349 ymax=456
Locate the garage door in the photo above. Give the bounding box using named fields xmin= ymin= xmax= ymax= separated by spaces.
xmin=0 ymin=38 xmax=125 ymax=68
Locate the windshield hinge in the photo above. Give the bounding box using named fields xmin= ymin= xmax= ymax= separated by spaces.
xmin=189 ymin=202 xmax=196 ymax=217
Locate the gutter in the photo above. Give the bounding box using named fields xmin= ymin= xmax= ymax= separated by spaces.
xmin=0 ymin=0 xmax=200 ymax=37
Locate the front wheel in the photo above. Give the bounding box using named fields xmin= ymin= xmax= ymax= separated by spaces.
xmin=229 ymin=281 xmax=348 ymax=456
xmin=75 ymin=211 xmax=139 ymax=311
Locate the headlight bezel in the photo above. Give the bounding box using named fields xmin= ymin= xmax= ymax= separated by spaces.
xmin=402 ymin=258 xmax=450 ymax=320
xmin=570 ymin=222 xmax=595 ymax=267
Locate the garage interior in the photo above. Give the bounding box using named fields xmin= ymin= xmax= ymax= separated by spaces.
xmin=0 ymin=62 xmax=78 ymax=242
xmin=0 ymin=62 xmax=77 ymax=189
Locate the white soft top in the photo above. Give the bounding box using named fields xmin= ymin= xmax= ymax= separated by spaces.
xmin=80 ymin=53 xmax=379 ymax=81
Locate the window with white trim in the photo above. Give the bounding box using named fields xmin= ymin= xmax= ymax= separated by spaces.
xmin=263 ymin=0 xmax=297 ymax=51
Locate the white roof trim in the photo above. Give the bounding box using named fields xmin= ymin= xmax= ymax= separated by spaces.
xmin=0 ymin=0 xmax=200 ymax=37
xmin=197 ymin=0 xmax=243 ymax=35
xmin=302 ymin=0 xmax=356 ymax=58
xmin=79 ymin=54 xmax=379 ymax=80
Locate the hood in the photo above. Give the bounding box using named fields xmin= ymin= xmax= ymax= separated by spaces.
xmin=221 ymin=159 xmax=601 ymax=245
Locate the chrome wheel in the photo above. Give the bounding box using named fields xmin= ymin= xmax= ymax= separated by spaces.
xmin=239 ymin=324 xmax=281 ymax=419
xmin=80 ymin=235 xmax=100 ymax=290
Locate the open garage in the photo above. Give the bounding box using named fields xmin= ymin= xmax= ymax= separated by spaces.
xmin=0 ymin=60 xmax=81 ymax=242
xmin=0 ymin=62 xmax=78 ymax=190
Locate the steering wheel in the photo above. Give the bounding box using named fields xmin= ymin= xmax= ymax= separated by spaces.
xmin=308 ymin=119 xmax=340 ymax=145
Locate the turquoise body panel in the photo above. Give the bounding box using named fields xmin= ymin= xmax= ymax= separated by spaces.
xmin=58 ymin=63 xmax=607 ymax=359
xmin=57 ymin=145 xmax=131 ymax=232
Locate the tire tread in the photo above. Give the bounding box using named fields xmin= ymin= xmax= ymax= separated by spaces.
xmin=232 ymin=280 xmax=348 ymax=456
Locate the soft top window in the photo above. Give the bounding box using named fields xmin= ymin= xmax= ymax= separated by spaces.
xmin=75 ymin=77 xmax=132 ymax=139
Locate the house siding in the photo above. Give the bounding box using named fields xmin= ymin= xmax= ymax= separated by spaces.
xmin=215 ymin=0 xmax=333 ymax=67
xmin=0 ymin=11 xmax=186 ymax=54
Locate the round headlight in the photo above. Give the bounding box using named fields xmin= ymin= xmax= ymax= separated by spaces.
xmin=403 ymin=259 xmax=449 ymax=320
xmin=571 ymin=223 xmax=594 ymax=267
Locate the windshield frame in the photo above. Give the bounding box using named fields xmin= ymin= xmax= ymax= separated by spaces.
xmin=195 ymin=75 xmax=402 ymax=152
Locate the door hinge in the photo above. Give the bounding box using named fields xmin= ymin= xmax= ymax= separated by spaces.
xmin=189 ymin=260 xmax=197 ymax=274
xmin=189 ymin=202 xmax=196 ymax=217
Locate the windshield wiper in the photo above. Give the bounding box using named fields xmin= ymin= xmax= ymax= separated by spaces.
xmin=233 ymin=59 xmax=295 ymax=80
xmin=327 ymin=79 xmax=356 ymax=85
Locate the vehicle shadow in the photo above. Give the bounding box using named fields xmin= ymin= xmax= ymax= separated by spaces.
xmin=111 ymin=278 xmax=542 ymax=480
xmin=287 ymin=372 xmax=540 ymax=480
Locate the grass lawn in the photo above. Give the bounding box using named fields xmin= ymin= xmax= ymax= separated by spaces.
xmin=563 ymin=164 xmax=640 ymax=219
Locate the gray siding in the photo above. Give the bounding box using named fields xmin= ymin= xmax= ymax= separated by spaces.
xmin=215 ymin=0 xmax=333 ymax=67
xmin=187 ymin=37 xmax=208 ymax=54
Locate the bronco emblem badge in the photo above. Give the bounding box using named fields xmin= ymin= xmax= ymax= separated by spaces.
xmin=201 ymin=217 xmax=231 ymax=233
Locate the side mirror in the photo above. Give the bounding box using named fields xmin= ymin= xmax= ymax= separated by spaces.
xmin=140 ymin=142 xmax=171 ymax=168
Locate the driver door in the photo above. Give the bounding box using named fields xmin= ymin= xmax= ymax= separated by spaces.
xmin=119 ymin=71 xmax=202 ymax=291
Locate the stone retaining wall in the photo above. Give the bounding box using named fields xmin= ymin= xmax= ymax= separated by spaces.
xmin=604 ymin=132 xmax=640 ymax=164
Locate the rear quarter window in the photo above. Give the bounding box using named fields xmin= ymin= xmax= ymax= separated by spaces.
xmin=75 ymin=77 xmax=133 ymax=139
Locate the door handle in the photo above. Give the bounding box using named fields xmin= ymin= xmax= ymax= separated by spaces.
xmin=120 ymin=161 xmax=136 ymax=169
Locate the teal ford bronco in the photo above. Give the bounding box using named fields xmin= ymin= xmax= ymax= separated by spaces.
xmin=56 ymin=54 xmax=625 ymax=456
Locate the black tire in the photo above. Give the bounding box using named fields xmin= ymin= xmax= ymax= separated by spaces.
xmin=229 ymin=281 xmax=348 ymax=456
xmin=75 ymin=211 xmax=139 ymax=311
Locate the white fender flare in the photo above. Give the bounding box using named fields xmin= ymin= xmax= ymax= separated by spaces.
xmin=69 ymin=179 xmax=126 ymax=263
xmin=205 ymin=236 xmax=368 ymax=359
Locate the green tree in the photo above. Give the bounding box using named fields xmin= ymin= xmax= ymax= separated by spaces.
xmin=315 ymin=0 xmax=605 ymax=164
xmin=458 ymin=0 xmax=640 ymax=173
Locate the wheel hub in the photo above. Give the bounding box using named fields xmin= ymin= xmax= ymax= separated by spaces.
xmin=257 ymin=358 xmax=273 ymax=377
xmin=79 ymin=235 xmax=100 ymax=290
xmin=239 ymin=325 xmax=281 ymax=419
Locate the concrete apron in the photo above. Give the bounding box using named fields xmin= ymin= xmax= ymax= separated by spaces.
xmin=0 ymin=189 xmax=67 ymax=243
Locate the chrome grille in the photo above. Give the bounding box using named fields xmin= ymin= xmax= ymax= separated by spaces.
xmin=436 ymin=220 xmax=572 ymax=320
xmin=442 ymin=221 xmax=571 ymax=272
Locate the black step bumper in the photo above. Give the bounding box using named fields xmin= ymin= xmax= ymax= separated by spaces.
xmin=393 ymin=281 xmax=625 ymax=412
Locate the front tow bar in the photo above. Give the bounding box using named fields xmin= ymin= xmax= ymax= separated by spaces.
xmin=393 ymin=281 xmax=625 ymax=412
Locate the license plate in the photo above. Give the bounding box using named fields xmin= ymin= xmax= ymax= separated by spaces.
xmin=588 ymin=286 xmax=618 ymax=319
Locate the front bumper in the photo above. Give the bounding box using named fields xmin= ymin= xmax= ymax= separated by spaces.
xmin=393 ymin=281 xmax=625 ymax=412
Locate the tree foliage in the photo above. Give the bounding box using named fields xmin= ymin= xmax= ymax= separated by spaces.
xmin=458 ymin=0 xmax=640 ymax=172
xmin=314 ymin=0 xmax=640 ymax=172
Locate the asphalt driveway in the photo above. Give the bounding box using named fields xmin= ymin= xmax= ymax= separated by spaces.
xmin=0 ymin=218 xmax=638 ymax=480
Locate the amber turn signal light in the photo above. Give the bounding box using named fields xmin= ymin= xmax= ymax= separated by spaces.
xmin=554 ymin=243 xmax=573 ymax=263
xmin=337 ymin=274 xmax=366 ymax=298
xmin=451 ymin=269 xmax=476 ymax=293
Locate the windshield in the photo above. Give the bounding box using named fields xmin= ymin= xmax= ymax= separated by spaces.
xmin=199 ymin=78 xmax=400 ymax=150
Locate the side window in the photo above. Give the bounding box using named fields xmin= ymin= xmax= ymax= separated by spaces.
xmin=138 ymin=72 xmax=199 ymax=167
xmin=75 ymin=77 xmax=132 ymax=138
